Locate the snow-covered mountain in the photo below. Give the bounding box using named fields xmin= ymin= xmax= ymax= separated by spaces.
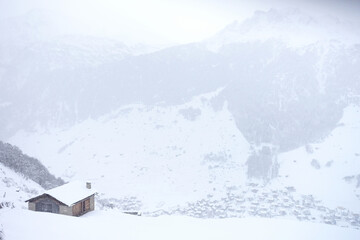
xmin=8 ymin=92 xmax=249 ymax=208
xmin=6 ymin=94 xmax=360 ymax=227
xmin=1 ymin=7 xmax=360 ymax=229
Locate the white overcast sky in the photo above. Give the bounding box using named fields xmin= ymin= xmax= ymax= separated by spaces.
xmin=0 ymin=0 xmax=359 ymax=44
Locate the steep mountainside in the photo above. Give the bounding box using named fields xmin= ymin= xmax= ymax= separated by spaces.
xmin=0 ymin=141 xmax=64 ymax=189
xmin=2 ymin=40 xmax=359 ymax=181
xmin=2 ymin=38 xmax=359 ymax=144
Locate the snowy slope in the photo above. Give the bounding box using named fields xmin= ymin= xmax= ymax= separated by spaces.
xmin=275 ymin=105 xmax=360 ymax=211
xmin=0 ymin=162 xmax=43 ymax=209
xmin=1 ymin=209 xmax=359 ymax=240
xmin=7 ymin=94 xmax=360 ymax=227
xmin=9 ymin=91 xmax=250 ymax=210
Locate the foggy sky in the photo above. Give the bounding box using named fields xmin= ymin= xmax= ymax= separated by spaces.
xmin=0 ymin=0 xmax=359 ymax=44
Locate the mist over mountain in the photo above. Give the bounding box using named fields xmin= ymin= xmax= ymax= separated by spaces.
xmin=1 ymin=9 xmax=360 ymax=163
xmin=207 ymin=8 xmax=360 ymax=49
xmin=1 ymin=8 xmax=360 ymax=220
xmin=2 ymin=3 xmax=360 ymax=239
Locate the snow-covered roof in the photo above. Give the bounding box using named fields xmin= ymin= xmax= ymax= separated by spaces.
xmin=32 ymin=181 xmax=96 ymax=206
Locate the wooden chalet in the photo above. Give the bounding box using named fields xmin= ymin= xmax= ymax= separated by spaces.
xmin=26 ymin=181 xmax=96 ymax=217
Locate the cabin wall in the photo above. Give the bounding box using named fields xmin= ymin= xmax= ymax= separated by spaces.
xmin=28 ymin=202 xmax=35 ymax=211
xmin=59 ymin=205 xmax=73 ymax=216
xmin=72 ymin=201 xmax=82 ymax=216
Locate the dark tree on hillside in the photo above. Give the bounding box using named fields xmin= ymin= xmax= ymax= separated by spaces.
xmin=0 ymin=141 xmax=64 ymax=189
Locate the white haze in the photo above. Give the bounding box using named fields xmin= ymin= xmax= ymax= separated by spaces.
xmin=0 ymin=0 xmax=359 ymax=45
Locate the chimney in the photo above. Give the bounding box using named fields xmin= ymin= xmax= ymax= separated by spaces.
xmin=86 ymin=182 xmax=91 ymax=189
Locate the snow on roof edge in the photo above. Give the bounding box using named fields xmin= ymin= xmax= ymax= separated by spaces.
xmin=26 ymin=181 xmax=97 ymax=206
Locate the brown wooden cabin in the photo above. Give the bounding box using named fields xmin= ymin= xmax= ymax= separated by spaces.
xmin=26 ymin=181 xmax=96 ymax=217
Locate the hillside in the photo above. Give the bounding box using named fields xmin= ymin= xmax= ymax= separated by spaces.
xmin=0 ymin=141 xmax=64 ymax=190
xmin=0 ymin=161 xmax=43 ymax=210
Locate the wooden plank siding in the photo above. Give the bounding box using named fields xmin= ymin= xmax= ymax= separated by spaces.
xmin=72 ymin=201 xmax=82 ymax=216
xmin=72 ymin=196 xmax=93 ymax=216
xmin=85 ymin=198 xmax=90 ymax=211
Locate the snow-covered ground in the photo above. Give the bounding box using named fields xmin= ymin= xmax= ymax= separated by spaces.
xmin=275 ymin=105 xmax=360 ymax=211
xmin=1 ymin=208 xmax=359 ymax=240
